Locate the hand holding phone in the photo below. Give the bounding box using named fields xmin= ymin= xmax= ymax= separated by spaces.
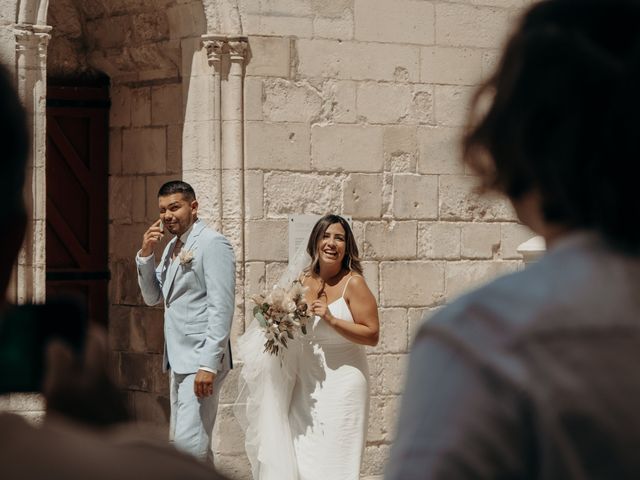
xmin=140 ymin=218 xmax=164 ymax=257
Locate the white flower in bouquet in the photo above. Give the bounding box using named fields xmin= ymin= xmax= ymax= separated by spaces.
xmin=251 ymin=280 xmax=312 ymax=357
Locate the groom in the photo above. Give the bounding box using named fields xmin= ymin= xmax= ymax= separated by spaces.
xmin=136 ymin=180 xmax=235 ymax=463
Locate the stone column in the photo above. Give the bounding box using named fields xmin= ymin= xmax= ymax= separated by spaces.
xmin=12 ymin=23 xmax=51 ymax=305
xmin=202 ymin=35 xmax=249 ymax=334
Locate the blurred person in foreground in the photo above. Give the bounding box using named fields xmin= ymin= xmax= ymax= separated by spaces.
xmin=0 ymin=63 xmax=227 ymax=479
xmin=386 ymin=0 xmax=640 ymax=478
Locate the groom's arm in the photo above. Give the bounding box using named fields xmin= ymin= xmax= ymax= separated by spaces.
xmin=199 ymin=234 xmax=236 ymax=371
xmin=136 ymin=252 xmax=163 ymax=306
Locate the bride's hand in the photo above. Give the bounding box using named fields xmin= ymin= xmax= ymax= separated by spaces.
xmin=311 ymin=297 xmax=334 ymax=324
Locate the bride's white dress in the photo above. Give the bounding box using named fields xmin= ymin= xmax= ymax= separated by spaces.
xmin=235 ymin=277 xmax=370 ymax=480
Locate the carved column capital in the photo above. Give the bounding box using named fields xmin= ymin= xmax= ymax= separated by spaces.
xmin=202 ymin=34 xmax=249 ymax=66
xmin=14 ymin=23 xmax=52 ymax=54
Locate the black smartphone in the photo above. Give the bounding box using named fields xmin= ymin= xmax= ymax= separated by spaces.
xmin=0 ymin=297 xmax=87 ymax=394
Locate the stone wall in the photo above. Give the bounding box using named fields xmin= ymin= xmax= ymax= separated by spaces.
xmin=215 ymin=0 xmax=536 ymax=478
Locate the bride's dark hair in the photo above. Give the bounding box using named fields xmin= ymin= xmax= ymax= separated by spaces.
xmin=305 ymin=214 xmax=363 ymax=276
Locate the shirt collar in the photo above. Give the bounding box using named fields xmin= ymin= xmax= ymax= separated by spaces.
xmin=178 ymin=219 xmax=198 ymax=245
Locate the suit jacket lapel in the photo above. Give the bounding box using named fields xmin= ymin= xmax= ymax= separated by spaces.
xmin=163 ymin=220 xmax=205 ymax=302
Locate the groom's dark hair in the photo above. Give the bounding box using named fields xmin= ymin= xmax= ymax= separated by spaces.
xmin=158 ymin=180 xmax=196 ymax=202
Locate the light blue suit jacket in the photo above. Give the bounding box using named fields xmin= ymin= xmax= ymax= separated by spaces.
xmin=136 ymin=219 xmax=235 ymax=374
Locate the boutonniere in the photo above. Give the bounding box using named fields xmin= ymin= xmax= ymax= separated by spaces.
xmin=179 ymin=249 xmax=194 ymax=266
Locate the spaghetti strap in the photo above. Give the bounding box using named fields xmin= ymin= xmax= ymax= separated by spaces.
xmin=341 ymin=273 xmax=362 ymax=298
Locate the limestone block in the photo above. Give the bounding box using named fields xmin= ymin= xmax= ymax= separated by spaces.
xmin=417 ymin=126 xmax=465 ymax=174
xmin=435 ymin=3 xmax=511 ymax=48
xmin=355 ymin=0 xmax=435 ymax=45
xmin=244 ymin=14 xmax=313 ymax=38
xmin=362 ymin=444 xmax=391 ymax=477
xmin=380 ymin=261 xmax=445 ymax=307
xmin=183 ymin=74 xmax=213 ymax=122
xmin=500 ymin=222 xmax=535 ymax=259
xmin=218 ymin=366 xmax=241 ymax=405
xmin=297 ymin=39 xmax=420 ymax=82
xmin=132 ymin=12 xmax=170 ymax=43
xmin=265 ymin=262 xmax=287 ymax=288
xmin=215 ymin=454 xmax=252 ymax=480
xmin=392 ymin=174 xmax=438 ymax=220
xmin=184 ymin=175 xmax=221 ymax=223
xmin=251 ymin=0 xmax=313 ymax=16
xmin=407 ymin=307 xmax=433 ymax=341
xmin=0 ymin=26 xmax=15 ymax=69
xmin=113 ymin=258 xmax=145 ymax=305
xmin=482 ymin=49 xmax=501 ymax=80
xmin=166 ymin=124 xmax=182 ymax=173
xmin=451 ymin=0 xmax=527 ymax=9
xmin=439 ymin=175 xmax=517 ymax=221
xmin=245 ymin=170 xmax=264 ymax=219
xmin=151 ymin=83 xmax=182 ymax=126
xmin=363 ymin=221 xmax=417 ymax=260
xmin=244 ymin=77 xmax=263 ymax=121
xmin=109 ymin=128 xmax=123 ymax=174
xmin=312 ymin=0 xmax=353 ymax=17
xmin=109 ymin=305 xmax=131 ymax=351
xmin=88 ymin=16 xmax=131 ymax=50
xmin=461 ymin=223 xmax=501 ymax=259
xmin=311 ymin=125 xmax=384 ymax=172
xmin=434 ymin=85 xmax=474 ymax=127
xmin=343 ymin=173 xmax=383 ymax=219
xmin=109 ymin=222 xmax=150 ymax=260
xmin=263 ymin=78 xmax=323 ymax=122
xmin=212 ymin=405 xmax=247 ymax=455
xmin=246 ymin=121 xmax=310 ymax=171
xmin=418 ymin=222 xmax=461 ymax=260
xmin=333 ymin=80 xmax=357 ymax=123
xmin=383 ymin=126 xmax=417 ymax=173
xmin=361 ymin=261 xmax=379 ymax=303
xmin=122 ymin=127 xmax=167 ymax=174
xmin=130 ymin=307 xmax=165 ymax=354
xmin=109 ymin=176 xmax=134 ymax=224
xmin=372 ymin=308 xmax=408 ymax=354
xmin=131 ymin=87 xmax=151 ymax=127
xmin=222 ymin=170 xmax=243 ymax=219
xmin=246 ymin=220 xmax=288 ymax=261
xmin=367 ymin=395 xmax=399 ymax=443
xmin=313 ymin=12 xmax=354 ymax=40
xmin=182 ymin=120 xmax=214 ymax=170
xmin=110 ymin=85 xmax=131 ymax=128
xmin=352 ymin=220 xmax=365 ymax=253
xmin=132 ymin=392 xmax=170 ymax=425
xmin=145 ymin=175 xmax=176 ymax=221
xmin=132 ymin=176 xmax=147 ymax=223
xmin=357 ymin=83 xmax=433 ymax=125
xmin=368 ymin=354 xmax=407 ymax=395
xmin=120 ymin=352 xmax=157 ymax=391
xmin=166 ymin=3 xmax=206 ymax=39
xmin=446 ymin=260 xmax=520 ymax=298
xmin=264 ymin=171 xmax=342 ymax=217
xmin=246 ymin=36 xmax=291 ymax=78
xmin=421 ymin=46 xmax=483 ymax=85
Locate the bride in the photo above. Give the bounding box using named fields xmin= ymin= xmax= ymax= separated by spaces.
xmin=235 ymin=214 xmax=380 ymax=480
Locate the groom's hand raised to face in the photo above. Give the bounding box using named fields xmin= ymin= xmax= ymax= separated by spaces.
xmin=194 ymin=369 xmax=216 ymax=399
xmin=141 ymin=219 xmax=164 ymax=257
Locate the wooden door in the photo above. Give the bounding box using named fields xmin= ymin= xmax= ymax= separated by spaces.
xmin=46 ymin=86 xmax=110 ymax=325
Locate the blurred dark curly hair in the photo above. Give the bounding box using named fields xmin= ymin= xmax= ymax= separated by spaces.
xmin=464 ymin=0 xmax=640 ymax=254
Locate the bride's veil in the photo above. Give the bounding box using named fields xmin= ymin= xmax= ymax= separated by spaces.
xmin=233 ymin=241 xmax=311 ymax=480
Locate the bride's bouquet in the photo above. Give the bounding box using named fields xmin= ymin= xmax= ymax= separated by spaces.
xmin=250 ymin=280 xmax=313 ymax=356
